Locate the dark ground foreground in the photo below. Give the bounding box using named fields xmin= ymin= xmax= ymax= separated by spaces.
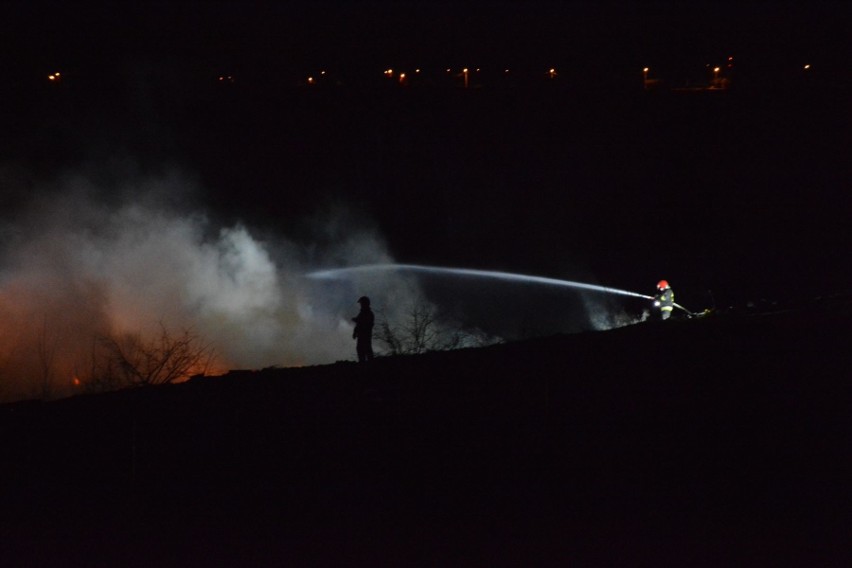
xmin=2 ymin=296 xmax=851 ymax=567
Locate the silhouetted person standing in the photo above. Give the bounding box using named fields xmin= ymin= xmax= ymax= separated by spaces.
xmin=352 ymin=296 xmax=374 ymax=362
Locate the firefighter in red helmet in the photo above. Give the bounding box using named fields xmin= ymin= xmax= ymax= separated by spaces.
xmin=653 ymin=280 xmax=674 ymax=320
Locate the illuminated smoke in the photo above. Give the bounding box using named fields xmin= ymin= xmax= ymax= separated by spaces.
xmin=581 ymin=293 xmax=650 ymax=331
xmin=309 ymin=264 xmax=651 ymax=335
xmin=0 ymin=171 xmax=645 ymax=403
xmin=0 ymin=171 xmax=422 ymax=401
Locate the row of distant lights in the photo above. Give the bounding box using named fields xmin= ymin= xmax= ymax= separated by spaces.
xmin=308 ymin=68 xmax=528 ymax=85
xmin=46 ymin=61 xmax=814 ymax=85
xmin=643 ymin=58 xmax=812 ymax=76
xmin=308 ymin=67 xmax=558 ymax=84
xmin=643 ymin=56 xmax=738 ymax=78
xmin=384 ymin=67 xmax=558 ymax=78
xmin=305 ymin=61 xmax=819 ymax=85
xmin=42 ymin=67 xmax=564 ymax=86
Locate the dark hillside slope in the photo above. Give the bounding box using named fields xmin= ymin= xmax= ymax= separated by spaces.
xmin=2 ymin=296 xmax=851 ymax=566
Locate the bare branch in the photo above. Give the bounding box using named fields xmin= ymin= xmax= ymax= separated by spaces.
xmin=79 ymin=323 xmax=214 ymax=392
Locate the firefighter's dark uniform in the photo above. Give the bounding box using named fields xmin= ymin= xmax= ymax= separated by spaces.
xmin=654 ymin=286 xmax=674 ymax=320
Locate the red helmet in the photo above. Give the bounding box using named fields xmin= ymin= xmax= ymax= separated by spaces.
xmin=657 ymin=280 xmax=670 ymax=290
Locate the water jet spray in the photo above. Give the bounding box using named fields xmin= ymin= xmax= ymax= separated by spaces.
xmin=307 ymin=263 xmax=655 ymax=300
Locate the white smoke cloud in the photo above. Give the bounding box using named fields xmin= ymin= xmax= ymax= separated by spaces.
xmin=581 ymin=292 xmax=648 ymax=331
xmin=0 ymin=169 xmax=431 ymax=401
xmin=2 ymin=167 xmax=628 ymax=403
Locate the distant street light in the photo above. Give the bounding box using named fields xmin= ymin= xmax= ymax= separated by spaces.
xmin=643 ymin=67 xmax=649 ymax=89
xmin=463 ymin=68 xmax=469 ymax=88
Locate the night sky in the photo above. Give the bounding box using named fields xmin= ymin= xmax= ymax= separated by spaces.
xmin=4 ymin=2 xmax=848 ymax=73
xmin=2 ymin=1 xmax=851 ymax=323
